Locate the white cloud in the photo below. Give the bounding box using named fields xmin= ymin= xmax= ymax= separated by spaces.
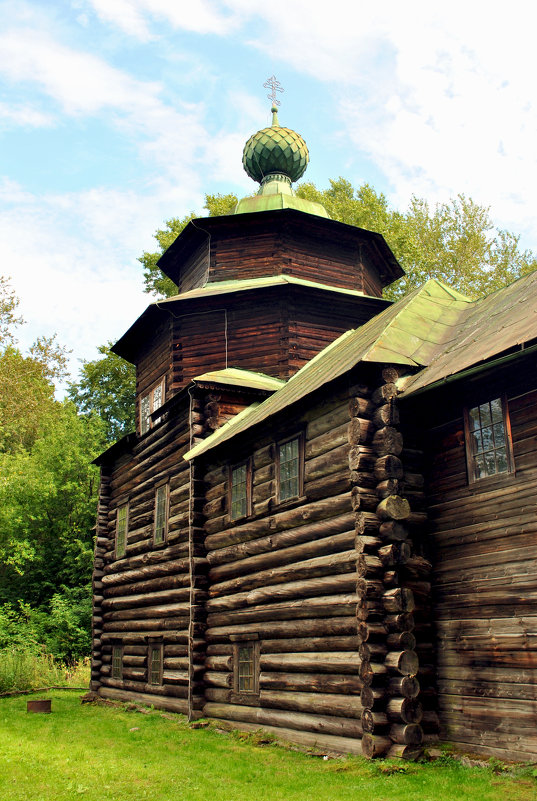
xmin=86 ymin=0 xmax=241 ymax=39
xmin=0 ymin=101 xmax=54 ymax=128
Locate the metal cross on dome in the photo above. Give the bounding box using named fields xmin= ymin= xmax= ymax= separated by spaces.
xmin=263 ymin=75 xmax=284 ymax=106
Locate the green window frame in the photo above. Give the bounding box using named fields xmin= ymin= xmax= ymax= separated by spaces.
xmin=116 ymin=502 xmax=128 ymax=559
xmin=230 ymin=460 xmax=251 ymax=521
xmin=154 ymin=483 xmax=169 ymax=544
xmin=464 ymin=396 xmax=514 ymax=482
xmin=277 ymin=434 xmax=304 ymax=503
xmin=111 ymin=645 xmax=123 ymax=680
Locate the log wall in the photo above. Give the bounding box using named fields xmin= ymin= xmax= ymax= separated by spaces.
xmin=91 ymin=396 xmax=207 ymax=717
xmin=200 ymin=387 xmax=363 ymax=752
xmin=419 ymin=370 xmax=537 ymax=761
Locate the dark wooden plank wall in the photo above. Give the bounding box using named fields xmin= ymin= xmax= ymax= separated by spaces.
xmin=425 ymin=377 xmax=537 ymax=760
xmin=91 ymin=399 xmax=207 ymax=716
xmin=178 ymin=239 xmax=209 ymax=294
xmin=199 ymin=390 xmax=367 ymax=753
xmin=136 ymin=318 xmax=173 ymax=434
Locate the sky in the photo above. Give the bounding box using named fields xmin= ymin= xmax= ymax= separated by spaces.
xmin=1 ymin=0 xmax=536 ymax=385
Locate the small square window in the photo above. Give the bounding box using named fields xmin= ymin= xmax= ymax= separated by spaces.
xmin=230 ymin=461 xmax=251 ymax=521
xmin=148 ymin=644 xmax=163 ymax=686
xmin=464 ymin=396 xmax=514 ymax=482
xmin=112 ymin=646 xmax=123 ymax=680
xmin=116 ymin=503 xmax=128 ymax=559
xmin=277 ymin=435 xmax=304 ymax=503
xmin=154 ymin=484 xmax=168 ymax=544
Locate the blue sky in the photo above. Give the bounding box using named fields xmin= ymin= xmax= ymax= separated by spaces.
xmin=1 ymin=0 xmax=536 ymax=383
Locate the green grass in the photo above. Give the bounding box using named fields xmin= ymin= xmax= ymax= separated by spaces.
xmin=0 ymin=691 xmax=536 ymax=801
xmin=0 ymin=649 xmax=90 ymax=694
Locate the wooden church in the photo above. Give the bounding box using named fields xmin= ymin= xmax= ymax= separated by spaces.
xmin=90 ymin=100 xmax=537 ymax=761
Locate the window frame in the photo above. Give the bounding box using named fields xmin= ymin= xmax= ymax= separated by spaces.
xmin=115 ymin=501 xmax=129 ymax=559
xmin=147 ymin=640 xmax=163 ymax=686
xmin=140 ymin=377 xmax=166 ymax=435
xmin=111 ymin=645 xmax=123 ymax=680
xmin=229 ymin=459 xmax=253 ymax=522
xmin=276 ymin=432 xmax=305 ymax=505
xmin=231 ymin=635 xmax=260 ymax=700
xmin=153 ymin=481 xmax=169 ymax=545
xmin=463 ymin=394 xmax=515 ymax=484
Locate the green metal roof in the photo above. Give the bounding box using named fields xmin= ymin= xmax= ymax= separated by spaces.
xmin=184 ymin=279 xmax=472 ymax=460
xmin=234 ymin=190 xmax=330 ymax=218
xmin=192 ymin=368 xmax=285 ymax=392
xmin=401 ymin=268 xmax=537 ymax=395
xmin=157 ymin=274 xmax=378 ymax=304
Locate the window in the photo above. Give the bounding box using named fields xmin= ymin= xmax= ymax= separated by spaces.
xmin=154 ymin=483 xmax=169 ymax=544
xmin=111 ymin=646 xmax=123 ymax=680
xmin=230 ymin=461 xmax=251 ymax=521
xmin=232 ymin=639 xmax=259 ymax=695
xmin=464 ymin=396 xmax=514 ymax=482
xmin=116 ymin=503 xmax=128 ymax=558
xmin=140 ymin=378 xmax=165 ymax=435
xmin=148 ymin=643 xmax=163 ymax=686
xmin=277 ymin=435 xmax=304 ymax=502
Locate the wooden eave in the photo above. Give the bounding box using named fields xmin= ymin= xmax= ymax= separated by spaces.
xmin=111 ymin=277 xmax=390 ymax=363
xmin=156 ymin=208 xmax=404 ymax=290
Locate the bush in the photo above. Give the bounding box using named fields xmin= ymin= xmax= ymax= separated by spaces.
xmin=0 ymin=648 xmax=64 ymax=693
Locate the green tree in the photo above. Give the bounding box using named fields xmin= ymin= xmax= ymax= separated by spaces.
xmin=140 ymin=193 xmax=238 ymax=297
xmin=296 ymin=179 xmax=537 ymax=299
xmin=0 ymin=275 xmax=24 ymax=345
xmin=68 ymin=343 xmax=136 ymax=442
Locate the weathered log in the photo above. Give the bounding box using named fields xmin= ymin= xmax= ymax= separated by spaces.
xmin=348 ymin=447 xmax=376 ymax=472
xmin=386 ymin=743 xmax=423 ymax=760
xmin=259 ymin=671 xmax=363 ymax=694
xmin=204 ymin=671 xmax=233 ymax=688
xmin=360 ymin=687 xmax=384 ymax=709
xmin=260 ymin=636 xmax=360 ymax=654
xmin=359 ymin=642 xmax=387 ymax=661
xmin=373 ymin=403 xmax=399 ymax=428
xmin=383 ymin=588 xmax=415 ymax=614
xmin=206 ymin=512 xmax=355 ymax=568
xmin=102 ymin=588 xmax=192 ymax=610
xmin=376 ymin=478 xmax=401 ymax=499
xmin=376 ymin=496 xmax=411 ymax=521
xmin=205 ymin=655 xmax=233 ymax=672
xmin=386 ymin=698 xmax=423 ymax=724
xmin=389 ymin=723 xmax=423 ymax=745
xmin=259 ymin=690 xmax=363 ymax=719
xmin=385 ymin=613 xmax=415 ymax=632
xmin=361 ymin=733 xmax=391 ymax=758
xmin=361 ymin=709 xmax=389 ymax=733
xmin=305 ymin=444 xmax=350 ymax=482
xmin=103 ymin=601 xmax=190 ymax=622
xmin=306 ymin=423 xmax=349 ymax=461
xmin=206 ymin=615 xmax=357 ymax=643
xmin=374 ymin=455 xmax=404 ymax=481
xmin=356 ymin=579 xmax=385 ymax=601
xmin=206 ymin=573 xmax=356 ymax=613
xmin=386 ymin=632 xmax=416 ymax=651
xmin=355 ymin=535 xmax=382 ymax=554
xmin=347 ymin=418 xmax=375 ymax=446
xmin=357 ymin=554 xmax=383 ymax=578
xmin=202 ymin=702 xmax=363 ymax=739
xmin=359 ymin=661 xmax=388 ymax=686
xmin=387 ymin=676 xmax=420 ymax=698
xmin=371 ymin=383 xmax=398 ymax=405
xmin=259 ymin=652 xmax=360 ymax=675
xmin=379 ymin=521 xmax=409 ymax=541
xmin=348 ymin=397 xmax=374 ymax=418
xmin=382 ymin=570 xmax=399 ymax=587
xmin=209 ymin=553 xmax=357 ymax=598
xmin=355 ymin=513 xmax=380 ymax=536
xmin=205 ymin=493 xmax=352 ymax=548
xmin=357 ymin=621 xmax=387 ymax=641
xmin=372 ymin=427 xmax=403 ymax=457
xmin=351 ymin=486 xmax=379 ymax=512
xmin=378 ymin=542 xmax=411 ymax=566
xmin=99 ymin=686 xmax=189 ymax=714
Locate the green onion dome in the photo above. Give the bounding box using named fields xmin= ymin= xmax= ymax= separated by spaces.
xmin=242 ymin=106 xmax=309 ymax=184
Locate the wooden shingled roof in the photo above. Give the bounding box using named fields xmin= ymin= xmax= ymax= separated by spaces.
xmin=185 ymin=271 xmax=537 ymax=461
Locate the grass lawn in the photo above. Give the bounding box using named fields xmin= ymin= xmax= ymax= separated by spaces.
xmin=1 ymin=691 xmax=536 ymax=801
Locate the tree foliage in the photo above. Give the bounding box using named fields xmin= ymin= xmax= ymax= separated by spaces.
xmin=68 ymin=343 xmax=136 ymax=442
xmin=140 ymin=193 xmax=238 ymax=297
xmin=296 ymin=179 xmax=537 ymax=299
xmin=140 ymin=179 xmax=537 ymax=302
xmin=0 ymin=277 xmax=104 ymax=660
